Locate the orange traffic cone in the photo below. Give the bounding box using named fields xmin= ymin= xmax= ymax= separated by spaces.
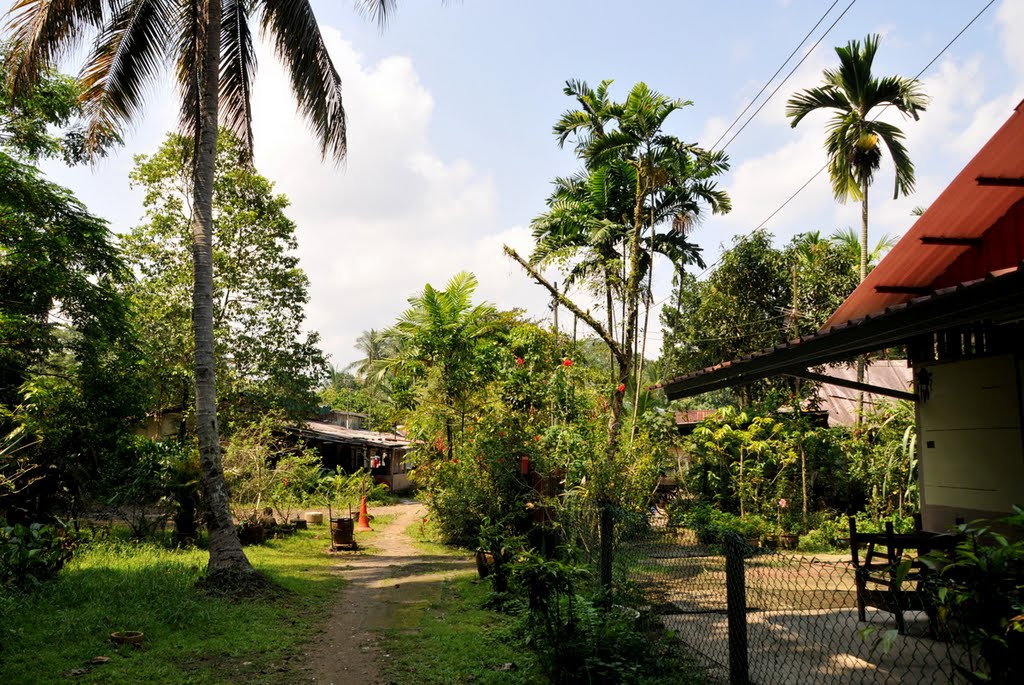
xmin=355 ymin=496 xmax=373 ymax=532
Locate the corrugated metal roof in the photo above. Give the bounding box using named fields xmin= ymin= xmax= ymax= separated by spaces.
xmin=814 ymin=360 xmax=913 ymax=426
xmin=673 ymin=409 xmax=719 ymax=426
xmin=827 ymin=100 xmax=1024 ymax=328
xmin=297 ymin=421 xmax=411 ymax=449
xmin=656 ymin=265 xmax=1024 ymax=399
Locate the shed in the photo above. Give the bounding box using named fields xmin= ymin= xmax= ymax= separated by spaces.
xmin=655 ymin=100 xmax=1024 ymax=533
xmin=294 ymin=420 xmax=413 ymax=492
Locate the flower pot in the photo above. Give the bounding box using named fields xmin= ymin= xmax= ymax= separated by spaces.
xmin=111 ymin=631 xmax=144 ymax=647
xmin=304 ymin=511 xmax=324 ymax=526
xmin=237 ymin=523 xmax=266 ymax=546
xmin=330 ymin=517 xmax=355 ymax=550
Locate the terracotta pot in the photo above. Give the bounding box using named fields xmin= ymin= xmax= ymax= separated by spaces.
xmin=304 ymin=511 xmax=324 ymax=526
xmin=111 ymin=631 xmax=145 ymax=646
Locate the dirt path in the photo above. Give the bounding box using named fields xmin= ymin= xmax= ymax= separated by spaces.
xmin=305 ymin=500 xmax=474 ymax=685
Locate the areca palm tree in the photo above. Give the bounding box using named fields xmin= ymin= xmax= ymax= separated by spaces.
xmin=4 ymin=0 xmax=395 ymax=587
xmin=787 ymin=34 xmax=926 ymax=282
xmin=512 ymin=80 xmax=730 ymax=588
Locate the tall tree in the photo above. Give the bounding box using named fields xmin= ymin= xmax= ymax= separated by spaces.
xmin=4 ymin=0 xmax=395 ymax=588
xmin=346 ymin=329 xmax=395 ymax=384
xmin=786 ymin=34 xmax=926 ymax=282
xmin=124 ymin=130 xmax=328 ymax=428
xmin=509 ymin=80 xmax=729 ymax=587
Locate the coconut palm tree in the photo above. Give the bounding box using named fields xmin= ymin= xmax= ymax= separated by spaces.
xmin=4 ymin=0 xmax=395 ymax=588
xmin=346 ymin=328 xmax=395 ymax=384
xmin=829 ymin=227 xmax=897 ymax=273
xmin=787 ymin=34 xmax=926 ymax=282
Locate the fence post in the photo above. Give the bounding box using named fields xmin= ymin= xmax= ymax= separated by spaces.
xmin=724 ymin=535 xmax=750 ymax=685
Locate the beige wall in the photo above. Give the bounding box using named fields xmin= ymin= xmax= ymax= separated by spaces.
xmin=917 ymin=354 xmax=1024 ymax=531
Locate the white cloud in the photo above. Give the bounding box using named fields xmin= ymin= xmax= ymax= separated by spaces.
xmin=998 ymin=0 xmax=1024 ymax=81
xmin=249 ymin=27 xmax=551 ymax=367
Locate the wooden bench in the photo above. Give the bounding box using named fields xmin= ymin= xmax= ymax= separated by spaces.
xmin=848 ymin=517 xmax=960 ymax=635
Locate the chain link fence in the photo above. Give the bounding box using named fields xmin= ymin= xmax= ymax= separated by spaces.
xmin=617 ymin=514 xmax=978 ymax=685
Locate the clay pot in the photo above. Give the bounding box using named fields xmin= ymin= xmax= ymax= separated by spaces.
xmin=304 ymin=511 xmax=324 ymax=526
xmin=111 ymin=631 xmax=145 ymax=646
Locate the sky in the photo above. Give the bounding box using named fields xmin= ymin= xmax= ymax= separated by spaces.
xmin=32 ymin=0 xmax=1024 ymax=369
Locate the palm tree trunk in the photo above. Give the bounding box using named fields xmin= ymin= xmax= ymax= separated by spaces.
xmin=856 ymin=178 xmax=869 ymax=424
xmin=860 ymin=179 xmax=869 ymax=283
xmin=192 ymin=0 xmax=259 ymax=585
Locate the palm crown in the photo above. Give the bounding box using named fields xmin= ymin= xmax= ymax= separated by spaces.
xmin=787 ymin=34 xmax=927 ymax=202
xmin=4 ymin=0 xmax=393 ymax=160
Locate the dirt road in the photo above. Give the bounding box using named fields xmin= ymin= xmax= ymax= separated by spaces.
xmin=305 ymin=500 xmax=473 ymax=685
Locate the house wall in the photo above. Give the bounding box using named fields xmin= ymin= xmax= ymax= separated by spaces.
xmin=916 ymin=353 xmax=1024 ymax=531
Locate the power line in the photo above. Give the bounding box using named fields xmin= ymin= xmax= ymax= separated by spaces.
xmin=717 ymin=0 xmax=858 ymax=154
xmin=681 ymin=0 xmax=998 ymax=288
xmin=708 ymin=0 xmax=845 ymax=154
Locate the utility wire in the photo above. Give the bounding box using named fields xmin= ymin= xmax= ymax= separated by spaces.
xmin=717 ymin=0 xmax=857 ymax=154
xmin=708 ymin=0 xmax=844 ymax=153
xmin=677 ymin=0 xmax=998 ymax=291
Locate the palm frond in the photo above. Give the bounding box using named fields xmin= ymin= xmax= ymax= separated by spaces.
xmin=220 ymin=0 xmax=257 ymax=157
xmin=258 ymin=0 xmax=346 ymax=162
xmin=174 ymin=0 xmax=201 ymax=144
xmin=4 ymin=0 xmax=105 ymax=93
xmin=79 ymin=0 xmax=171 ymax=154
xmin=353 ymin=0 xmax=397 ymax=29
xmin=785 ymin=85 xmax=846 ymax=127
xmin=872 ymin=120 xmax=916 ymax=198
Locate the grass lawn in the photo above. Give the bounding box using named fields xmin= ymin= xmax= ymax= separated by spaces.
xmin=380 ymin=575 xmax=550 ymax=685
xmin=0 ymin=526 xmax=356 ymax=685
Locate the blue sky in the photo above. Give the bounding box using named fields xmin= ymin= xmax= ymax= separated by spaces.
xmin=34 ymin=0 xmax=1024 ymax=367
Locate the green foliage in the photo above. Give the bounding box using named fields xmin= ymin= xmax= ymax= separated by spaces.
xmin=123 ymin=130 xmax=328 ymax=428
xmin=1 ymin=147 xmax=144 ymax=519
xmin=844 ymin=399 xmax=918 ymax=518
xmin=923 ymin=508 xmax=1024 ymax=684
xmin=505 ymin=545 xmax=695 ymax=684
xmin=659 ymin=230 xmax=857 ymax=405
xmin=0 ymin=519 xmax=76 ymax=588
xmin=0 ymin=42 xmax=104 ymax=164
xmin=0 ymin=530 xmax=345 ymax=683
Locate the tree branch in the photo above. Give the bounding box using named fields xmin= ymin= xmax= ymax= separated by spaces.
xmin=503 ymin=245 xmax=626 ymax=366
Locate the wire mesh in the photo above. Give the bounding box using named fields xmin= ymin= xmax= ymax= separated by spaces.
xmin=618 ymin=514 xmax=978 ymax=685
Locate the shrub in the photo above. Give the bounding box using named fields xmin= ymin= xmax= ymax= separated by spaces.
xmin=0 ymin=520 xmax=76 ymax=589
xmin=923 ymin=508 xmax=1024 ymax=684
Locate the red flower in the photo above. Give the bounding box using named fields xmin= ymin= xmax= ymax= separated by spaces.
xmin=562 ymin=358 xmax=573 ymax=367
xmin=617 ymin=383 xmax=626 ymax=393
xmin=515 ymin=357 xmax=524 ymax=366
xmin=534 ymin=435 xmax=541 ymax=441
xmin=452 ymin=458 xmax=459 ymax=464
xmin=282 ymin=478 xmax=290 ymax=486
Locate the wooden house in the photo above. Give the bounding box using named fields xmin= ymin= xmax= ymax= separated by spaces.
xmin=294 ymin=415 xmax=413 ymax=492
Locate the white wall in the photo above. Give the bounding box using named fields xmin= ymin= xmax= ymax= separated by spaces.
xmin=917 ymin=354 xmax=1024 ymax=531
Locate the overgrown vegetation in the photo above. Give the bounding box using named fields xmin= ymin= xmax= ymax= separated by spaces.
xmin=0 ymin=528 xmax=347 ymax=684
